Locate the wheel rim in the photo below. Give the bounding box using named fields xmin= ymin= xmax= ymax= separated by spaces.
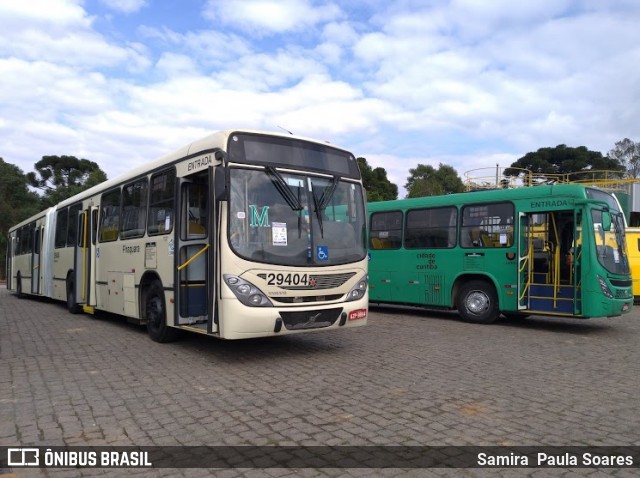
xmin=466 ymin=290 xmax=490 ymax=315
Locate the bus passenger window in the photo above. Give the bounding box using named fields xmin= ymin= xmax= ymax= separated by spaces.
xmin=369 ymin=211 xmax=402 ymax=250
xmin=183 ymin=179 xmax=208 ymax=239
xmin=99 ymin=189 xmax=121 ymax=242
xmin=120 ymin=179 xmax=148 ymax=238
xmin=405 ymin=206 xmax=457 ymax=249
xmin=461 ymin=202 xmax=514 ymax=248
xmin=148 ymin=169 xmax=175 ymax=235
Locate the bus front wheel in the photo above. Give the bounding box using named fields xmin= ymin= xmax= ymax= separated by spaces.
xmin=145 ymin=281 xmax=178 ymax=343
xmin=458 ymin=280 xmax=499 ymax=324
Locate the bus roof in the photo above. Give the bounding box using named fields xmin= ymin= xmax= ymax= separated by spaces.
xmin=9 ymin=129 xmax=353 ymax=231
xmin=368 ymin=184 xmax=612 ymax=211
xmin=8 ymin=207 xmax=55 ymax=232
xmin=51 ymin=128 xmax=351 ymax=209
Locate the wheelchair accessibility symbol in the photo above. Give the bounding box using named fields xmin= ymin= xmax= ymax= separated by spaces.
xmin=316 ymin=246 xmax=329 ymax=261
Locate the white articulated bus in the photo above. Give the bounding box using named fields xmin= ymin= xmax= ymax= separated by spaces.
xmin=7 ymin=130 xmax=369 ymax=341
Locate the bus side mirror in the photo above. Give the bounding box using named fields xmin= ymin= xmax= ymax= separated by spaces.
xmin=214 ymin=166 xmax=227 ymax=201
xmin=602 ymin=211 xmax=612 ymax=231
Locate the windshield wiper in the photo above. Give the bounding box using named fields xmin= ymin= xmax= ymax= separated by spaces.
xmin=312 ymin=176 xmax=339 ymax=238
xmin=316 ymin=176 xmax=339 ymax=211
xmin=265 ymin=166 xmax=303 ymax=211
xmin=312 ymin=188 xmax=324 ymax=237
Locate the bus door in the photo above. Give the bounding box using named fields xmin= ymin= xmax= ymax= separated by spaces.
xmin=176 ymin=172 xmax=216 ymax=332
xmin=31 ymin=225 xmax=43 ymax=294
xmin=569 ymin=210 xmax=582 ymax=315
xmin=7 ymin=235 xmax=14 ymax=291
xmin=517 ymin=212 xmax=531 ymax=310
xmin=518 ymin=210 xmax=580 ymax=315
xmin=74 ymin=207 xmax=98 ymax=310
xmin=553 ymin=209 xmax=580 ymax=315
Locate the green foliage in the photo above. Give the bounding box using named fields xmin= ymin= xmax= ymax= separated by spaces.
xmin=357 ymin=157 xmax=398 ymax=202
xmin=404 ymin=163 xmax=465 ymax=198
xmin=26 ymin=155 xmax=107 ymax=207
xmin=504 ymin=144 xmax=625 ymax=182
xmin=0 ymin=158 xmax=41 ymax=280
xmin=608 ymin=138 xmax=640 ymax=178
xmin=0 ymin=155 xmax=108 ymax=280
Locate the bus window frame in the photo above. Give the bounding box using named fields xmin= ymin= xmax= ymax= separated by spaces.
xmin=99 ymin=188 xmax=122 ymax=243
xmin=404 ymin=206 xmax=458 ymax=249
xmin=460 ymin=201 xmax=515 ymax=249
xmin=369 ymin=210 xmax=403 ymax=250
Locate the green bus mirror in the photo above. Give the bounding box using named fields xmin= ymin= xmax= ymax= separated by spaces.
xmin=601 ymin=211 xmax=612 ymax=231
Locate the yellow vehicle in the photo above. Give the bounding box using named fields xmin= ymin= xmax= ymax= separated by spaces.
xmin=625 ymin=228 xmax=640 ymax=301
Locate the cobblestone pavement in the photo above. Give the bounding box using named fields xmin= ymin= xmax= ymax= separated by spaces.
xmin=1 ymin=286 xmax=639 ymax=477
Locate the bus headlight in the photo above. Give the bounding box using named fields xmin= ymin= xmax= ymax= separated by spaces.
xmin=224 ymin=274 xmax=273 ymax=307
xmin=346 ymin=277 xmax=368 ymax=302
xmin=597 ymin=275 xmax=614 ymax=299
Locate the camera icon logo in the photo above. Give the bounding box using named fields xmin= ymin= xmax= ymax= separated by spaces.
xmin=7 ymin=448 xmax=40 ymax=466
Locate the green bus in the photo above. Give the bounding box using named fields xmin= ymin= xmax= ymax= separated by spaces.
xmin=367 ymin=184 xmax=632 ymax=323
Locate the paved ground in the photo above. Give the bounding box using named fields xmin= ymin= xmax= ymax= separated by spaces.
xmin=1 ymin=286 xmax=639 ymax=477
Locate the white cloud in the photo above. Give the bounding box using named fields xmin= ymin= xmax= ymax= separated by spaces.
xmin=267 ymin=74 xmax=391 ymax=135
xmin=99 ymin=0 xmax=148 ymax=14
xmin=215 ymin=49 xmax=329 ymax=90
xmin=350 ymin=1 xmax=640 ymax=161
xmin=0 ymin=0 xmax=150 ymax=71
xmin=1 ymin=0 xmax=639 ymax=191
xmin=154 ymin=53 xmax=199 ymax=76
xmin=139 ymin=27 xmax=252 ymax=64
xmin=0 ymin=0 xmax=88 ymax=27
xmin=0 ymin=58 xmax=113 ymax=118
xmin=0 ymin=28 xmax=149 ymax=69
xmin=322 ymin=21 xmax=358 ymax=46
xmin=203 ymin=0 xmax=343 ymax=35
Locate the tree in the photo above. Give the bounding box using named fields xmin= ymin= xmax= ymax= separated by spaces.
xmin=404 ymin=163 xmax=465 ymax=198
xmin=504 ymin=144 xmax=625 ymax=183
xmin=357 ymin=157 xmax=398 ymax=202
xmin=26 ymin=155 xmax=107 ymax=207
xmin=0 ymin=158 xmax=42 ymax=280
xmin=608 ymin=138 xmax=640 ymax=178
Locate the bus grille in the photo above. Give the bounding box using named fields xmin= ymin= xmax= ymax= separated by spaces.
xmin=258 ymin=272 xmax=356 ymax=290
xmin=615 ymin=289 xmax=629 ymax=299
xmin=279 ymin=308 xmax=343 ymax=330
xmin=272 ymin=294 xmax=342 ymax=303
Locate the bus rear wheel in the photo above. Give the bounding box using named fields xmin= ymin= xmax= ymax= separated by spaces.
xmin=16 ymin=274 xmax=23 ymax=298
xmin=66 ymin=278 xmax=81 ymax=314
xmin=458 ymin=280 xmax=499 ymax=324
xmin=145 ymin=281 xmax=178 ymax=343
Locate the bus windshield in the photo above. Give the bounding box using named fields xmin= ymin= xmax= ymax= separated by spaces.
xmin=229 ymin=167 xmax=367 ymax=266
xmin=586 ymin=187 xmax=630 ymax=275
xmin=592 ymin=208 xmax=630 ymax=275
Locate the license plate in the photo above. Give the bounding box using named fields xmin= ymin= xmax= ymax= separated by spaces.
xmin=348 ymin=309 xmax=367 ymax=321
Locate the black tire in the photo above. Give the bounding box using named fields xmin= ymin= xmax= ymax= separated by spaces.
xmin=145 ymin=281 xmax=179 ymax=343
xmin=502 ymin=312 xmax=529 ymax=321
xmin=457 ymin=280 xmax=499 ymax=324
xmin=66 ymin=277 xmax=81 ymax=314
xmin=16 ymin=274 xmax=23 ymax=298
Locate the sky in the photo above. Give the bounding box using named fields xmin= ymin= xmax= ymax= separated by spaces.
xmin=1 ymin=0 xmax=639 ymax=198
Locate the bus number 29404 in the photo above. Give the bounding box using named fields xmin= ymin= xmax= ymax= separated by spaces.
xmin=266 ymin=273 xmax=309 ymax=286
